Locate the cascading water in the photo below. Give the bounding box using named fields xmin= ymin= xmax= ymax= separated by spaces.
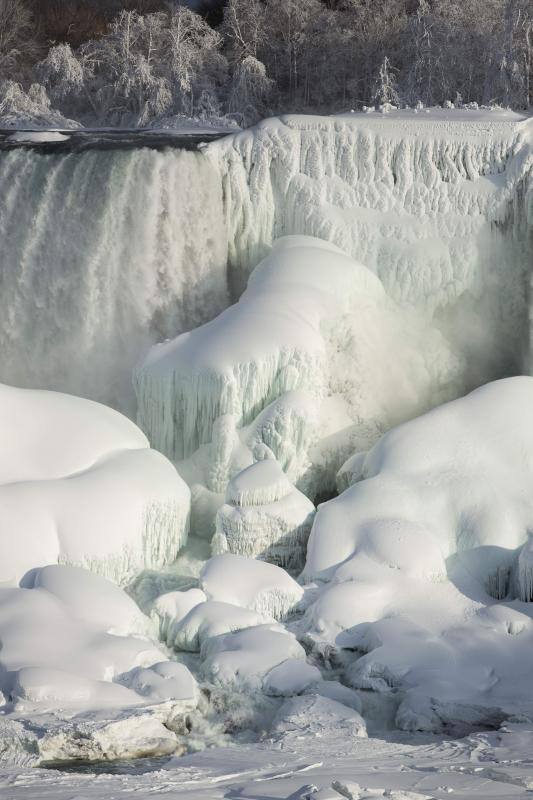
xmin=0 ymin=146 xmax=229 ymax=413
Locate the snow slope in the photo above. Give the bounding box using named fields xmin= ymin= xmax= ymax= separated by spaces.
xmin=0 ymin=384 xmax=190 ymax=585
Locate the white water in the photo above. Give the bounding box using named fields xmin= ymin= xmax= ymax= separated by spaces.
xmin=0 ymin=147 xmax=229 ymax=412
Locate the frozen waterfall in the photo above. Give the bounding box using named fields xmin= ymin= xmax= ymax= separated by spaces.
xmin=0 ymin=146 xmax=229 ymax=412
xmin=211 ymin=112 xmax=533 ymax=384
xmin=0 ymin=112 xmax=531 ymax=417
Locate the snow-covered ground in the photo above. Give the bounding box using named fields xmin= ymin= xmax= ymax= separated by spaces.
xmin=0 ymin=109 xmax=532 ymax=799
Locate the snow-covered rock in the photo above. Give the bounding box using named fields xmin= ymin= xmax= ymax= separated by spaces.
xmin=151 ymin=588 xmax=207 ymax=644
xmin=0 ymin=566 xmax=172 ymax=712
xmin=0 ymin=384 xmax=190 ymax=585
xmin=170 ymin=600 xmax=270 ymax=652
xmin=271 ymin=695 xmax=367 ymax=741
xmin=263 ymin=659 xmax=322 ymax=697
xmin=200 ymin=553 xmax=304 ymax=620
xmin=202 ymin=624 xmax=306 ymax=690
xmin=213 ymin=459 xmax=315 ymax=569
xmin=302 ymin=377 xmax=533 ymax=730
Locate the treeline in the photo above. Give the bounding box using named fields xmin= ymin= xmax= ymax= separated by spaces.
xmin=0 ymin=0 xmax=531 ymax=128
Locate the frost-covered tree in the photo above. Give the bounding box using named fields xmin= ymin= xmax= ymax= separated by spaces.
xmin=220 ymin=0 xmax=267 ymax=62
xmin=373 ymin=56 xmax=400 ymax=107
xmin=227 ymin=55 xmax=272 ymax=124
xmin=0 ymin=0 xmax=38 ymax=80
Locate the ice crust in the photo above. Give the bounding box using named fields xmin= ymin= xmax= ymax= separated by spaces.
xmin=0 ymin=384 xmax=190 ymax=585
xmin=302 ymin=377 xmax=533 ymax=730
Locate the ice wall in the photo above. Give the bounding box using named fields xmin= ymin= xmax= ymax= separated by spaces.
xmin=210 ymin=111 xmax=533 ymax=383
xmin=0 ymin=146 xmax=229 ymax=412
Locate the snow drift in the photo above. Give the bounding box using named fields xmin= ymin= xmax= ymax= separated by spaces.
xmin=0 ymin=383 xmax=190 ymax=585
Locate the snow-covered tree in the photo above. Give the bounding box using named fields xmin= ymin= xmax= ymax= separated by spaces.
xmin=0 ymin=0 xmax=38 ymax=81
xmin=227 ymin=55 xmax=272 ymax=124
xmin=373 ymin=56 xmax=400 ymax=107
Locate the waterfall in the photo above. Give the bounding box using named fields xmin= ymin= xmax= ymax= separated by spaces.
xmin=0 ymin=146 xmax=229 ymax=413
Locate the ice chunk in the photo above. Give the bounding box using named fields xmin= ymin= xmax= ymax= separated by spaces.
xmin=39 ymin=713 xmax=180 ymax=763
xmin=200 ymin=553 xmax=304 ymax=620
xmin=225 ymin=459 xmax=294 ymax=506
xmin=0 ymin=384 xmax=190 ymax=586
xmin=213 ymin=460 xmax=315 ymax=569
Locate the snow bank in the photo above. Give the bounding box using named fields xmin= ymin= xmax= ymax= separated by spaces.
xmin=0 ymin=384 xmax=190 ymax=585
xmin=302 ymin=377 xmax=533 ymax=730
xmin=213 ymin=459 xmax=315 ymax=569
xmin=137 ymin=235 xmax=464 ymax=532
xmin=200 ymin=553 xmax=304 ymax=620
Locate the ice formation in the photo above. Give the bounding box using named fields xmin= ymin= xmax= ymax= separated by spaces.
xmin=199 ymin=553 xmax=304 ymax=620
xmin=136 ymin=235 xmax=465 ymax=530
xmin=301 ymin=377 xmax=533 ymax=730
xmin=212 ymin=112 xmax=532 ymax=383
xmin=213 ymin=459 xmax=315 ymax=569
xmin=0 ymin=384 xmax=190 ymax=585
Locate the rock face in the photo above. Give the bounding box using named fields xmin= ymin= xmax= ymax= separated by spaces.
xmin=212 ymin=459 xmax=315 ymax=570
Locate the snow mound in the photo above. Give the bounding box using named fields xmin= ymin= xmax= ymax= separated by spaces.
xmin=137 ymin=235 xmax=464 ymax=532
xmin=0 ymin=384 xmax=190 ymax=585
xmin=200 ymin=553 xmax=304 ymax=620
xmin=302 ymin=377 xmax=533 ymax=730
xmin=202 ymin=624 xmax=305 ymax=690
xmin=170 ymin=600 xmax=270 ymax=652
xmin=0 ymin=565 xmax=181 ymax=713
xmin=263 ymin=659 xmax=322 ymax=697
xmin=151 ymin=587 xmax=207 ymax=644
xmin=213 ymin=459 xmax=315 ymax=569
xmin=271 ymin=695 xmax=367 ymax=742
